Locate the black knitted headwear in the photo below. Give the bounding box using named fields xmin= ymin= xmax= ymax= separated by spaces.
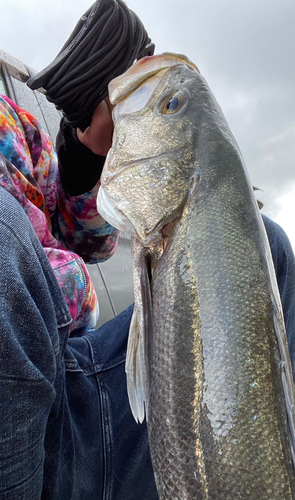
xmin=27 ymin=0 xmax=155 ymax=129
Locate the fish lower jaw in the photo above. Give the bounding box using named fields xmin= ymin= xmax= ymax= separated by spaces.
xmin=96 ymin=187 xmax=137 ymax=235
xmin=97 ymin=186 xmax=164 ymax=246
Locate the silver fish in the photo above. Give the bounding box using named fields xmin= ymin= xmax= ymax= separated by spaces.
xmin=97 ymin=53 xmax=295 ymax=499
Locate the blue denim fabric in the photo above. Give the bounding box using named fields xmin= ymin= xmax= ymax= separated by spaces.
xmin=262 ymin=215 xmax=295 ymax=379
xmin=0 ymin=187 xmax=157 ymax=500
xmin=0 ymin=187 xmax=72 ymax=499
xmin=0 ymin=187 xmax=295 ymax=500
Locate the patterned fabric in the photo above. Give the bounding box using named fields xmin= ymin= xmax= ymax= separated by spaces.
xmin=0 ymin=95 xmax=119 ymax=334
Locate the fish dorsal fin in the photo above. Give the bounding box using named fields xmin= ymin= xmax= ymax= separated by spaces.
xmin=126 ymin=238 xmax=153 ymax=423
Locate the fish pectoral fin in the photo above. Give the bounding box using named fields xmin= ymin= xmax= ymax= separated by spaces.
xmin=126 ymin=308 xmax=148 ymax=423
xmin=126 ymin=238 xmax=152 ymax=424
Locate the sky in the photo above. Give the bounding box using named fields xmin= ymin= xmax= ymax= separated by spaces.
xmin=0 ymin=0 xmax=294 ymax=248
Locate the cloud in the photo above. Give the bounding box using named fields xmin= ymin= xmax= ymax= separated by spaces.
xmin=0 ymin=0 xmax=92 ymax=70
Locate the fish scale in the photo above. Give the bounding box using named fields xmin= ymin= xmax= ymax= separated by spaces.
xmin=148 ymin=193 xmax=293 ymax=498
xmin=191 ymin=202 xmax=290 ymax=498
xmin=149 ymin=213 xmax=208 ymax=499
xmin=97 ymin=52 xmax=295 ymax=499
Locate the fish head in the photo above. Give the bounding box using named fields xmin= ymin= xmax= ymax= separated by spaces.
xmin=97 ymin=52 xmax=237 ymax=246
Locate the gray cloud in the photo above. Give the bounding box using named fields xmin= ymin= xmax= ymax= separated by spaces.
xmin=0 ymin=0 xmax=92 ymax=70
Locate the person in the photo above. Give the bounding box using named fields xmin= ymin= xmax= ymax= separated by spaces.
xmin=0 ymin=87 xmax=295 ymax=499
xmin=0 ymin=93 xmax=157 ymax=499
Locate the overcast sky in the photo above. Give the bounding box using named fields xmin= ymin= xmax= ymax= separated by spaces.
xmin=1 ymin=0 xmax=294 ymax=248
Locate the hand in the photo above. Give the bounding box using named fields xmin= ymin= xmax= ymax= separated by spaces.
xmin=77 ymin=98 xmax=113 ymax=156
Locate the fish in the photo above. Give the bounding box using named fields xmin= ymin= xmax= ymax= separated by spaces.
xmin=97 ymin=53 xmax=295 ymax=499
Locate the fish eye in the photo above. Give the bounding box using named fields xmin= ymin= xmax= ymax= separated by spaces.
xmin=162 ymin=91 xmax=185 ymax=115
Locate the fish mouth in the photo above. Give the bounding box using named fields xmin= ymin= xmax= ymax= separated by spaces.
xmin=99 ymin=149 xmax=193 ymax=244
xmin=97 ymin=185 xmax=137 ymax=236
xmin=97 ymin=183 xmax=186 ymax=246
xmin=97 ymin=185 xmax=174 ymax=244
xmin=108 ymin=52 xmax=200 ymax=105
xmin=98 ymin=162 xmax=191 ymax=246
